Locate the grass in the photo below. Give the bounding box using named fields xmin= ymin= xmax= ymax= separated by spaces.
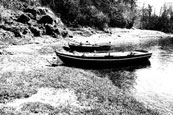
xmin=0 ymin=0 xmax=171 ymax=114
xmin=0 ymin=66 xmax=161 ymax=115
xmin=0 ymin=27 xmax=168 ymax=114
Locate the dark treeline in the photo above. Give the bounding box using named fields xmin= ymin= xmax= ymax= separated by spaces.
xmin=1 ymin=0 xmax=137 ymax=30
xmin=1 ymin=0 xmax=173 ymax=33
xmin=40 ymin=0 xmax=137 ymax=30
xmin=139 ymin=3 xmax=173 ymax=33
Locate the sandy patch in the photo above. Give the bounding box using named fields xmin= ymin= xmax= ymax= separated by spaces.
xmin=4 ymin=87 xmax=88 ymax=110
xmin=0 ymin=54 xmax=49 ymax=73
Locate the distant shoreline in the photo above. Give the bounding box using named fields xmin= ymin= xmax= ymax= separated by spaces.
xmin=67 ymin=28 xmax=173 ymax=49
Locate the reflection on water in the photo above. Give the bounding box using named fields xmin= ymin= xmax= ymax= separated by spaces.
xmin=90 ymin=37 xmax=173 ymax=114
xmin=91 ymin=62 xmax=150 ymax=92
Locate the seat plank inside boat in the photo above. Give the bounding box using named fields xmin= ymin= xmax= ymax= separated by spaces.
xmin=76 ymin=52 xmax=132 ymax=57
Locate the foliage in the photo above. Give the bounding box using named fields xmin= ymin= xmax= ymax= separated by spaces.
xmin=76 ymin=6 xmax=109 ymax=30
xmin=40 ymin=0 xmax=137 ymax=30
xmin=0 ymin=0 xmax=138 ymax=30
xmin=3 ymin=0 xmax=173 ymax=33
xmin=108 ymin=6 xmax=126 ymax=28
xmin=140 ymin=3 xmax=173 ymax=33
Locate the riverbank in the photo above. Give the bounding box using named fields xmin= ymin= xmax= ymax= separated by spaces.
xmin=70 ymin=27 xmax=170 ymax=46
xmin=0 ymin=28 xmax=172 ymax=115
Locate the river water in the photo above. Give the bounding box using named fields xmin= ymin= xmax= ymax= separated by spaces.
xmin=90 ymin=37 xmax=173 ymax=114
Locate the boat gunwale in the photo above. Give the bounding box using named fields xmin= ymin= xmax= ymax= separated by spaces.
xmin=69 ymin=43 xmax=111 ymax=47
xmin=68 ymin=42 xmax=112 ymax=51
xmin=56 ymin=51 xmax=152 ymax=62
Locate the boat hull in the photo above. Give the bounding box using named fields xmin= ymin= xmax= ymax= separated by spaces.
xmin=55 ymin=50 xmax=152 ymax=68
xmin=68 ymin=43 xmax=111 ymax=52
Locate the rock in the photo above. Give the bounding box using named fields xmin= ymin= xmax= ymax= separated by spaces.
xmin=17 ymin=14 xmax=30 ymax=24
xmin=61 ymin=30 xmax=69 ymax=38
xmin=0 ymin=49 xmax=13 ymax=55
xmin=0 ymin=24 xmax=22 ymax=37
xmin=0 ymin=29 xmax=15 ymax=44
xmin=0 ymin=6 xmax=18 ymax=20
xmin=24 ymin=8 xmax=37 ymax=18
xmin=38 ymin=15 xmax=53 ymax=25
xmin=29 ymin=26 xmax=42 ymax=37
xmin=0 ymin=6 xmax=71 ymax=40
xmin=36 ymin=7 xmax=48 ymax=15
xmin=36 ymin=7 xmax=55 ymax=16
xmin=12 ymin=29 xmax=22 ymax=37
xmin=44 ymin=24 xmax=54 ymax=35
xmin=44 ymin=24 xmax=61 ymax=38
xmin=54 ymin=27 xmax=60 ymax=35
xmin=25 ymin=12 xmax=35 ymax=19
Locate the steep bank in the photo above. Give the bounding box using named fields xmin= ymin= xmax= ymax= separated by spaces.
xmin=0 ymin=6 xmax=71 ymax=45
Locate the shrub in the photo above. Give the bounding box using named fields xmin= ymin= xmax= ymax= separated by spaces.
xmin=40 ymin=0 xmax=137 ymax=29
xmin=76 ymin=6 xmax=109 ymax=30
xmin=109 ymin=10 xmax=127 ymax=28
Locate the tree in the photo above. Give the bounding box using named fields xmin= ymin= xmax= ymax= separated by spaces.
xmin=40 ymin=0 xmax=137 ymax=29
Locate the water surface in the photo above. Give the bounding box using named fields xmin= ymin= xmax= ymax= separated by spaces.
xmin=91 ymin=37 xmax=173 ymax=114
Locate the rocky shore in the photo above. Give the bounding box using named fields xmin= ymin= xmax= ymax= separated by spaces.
xmin=0 ymin=6 xmax=172 ymax=115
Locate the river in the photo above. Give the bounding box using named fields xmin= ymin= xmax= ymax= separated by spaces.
xmin=90 ymin=37 xmax=173 ymax=114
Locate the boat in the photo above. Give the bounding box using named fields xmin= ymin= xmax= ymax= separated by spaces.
xmin=55 ymin=49 xmax=152 ymax=68
xmin=68 ymin=41 xmax=111 ymax=52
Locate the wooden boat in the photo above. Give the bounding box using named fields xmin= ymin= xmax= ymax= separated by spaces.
xmin=55 ymin=49 xmax=152 ymax=68
xmin=68 ymin=41 xmax=111 ymax=52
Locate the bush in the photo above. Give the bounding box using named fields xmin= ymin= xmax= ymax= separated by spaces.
xmin=109 ymin=10 xmax=127 ymax=28
xmin=76 ymin=6 xmax=109 ymax=30
xmin=40 ymin=0 xmax=137 ymax=30
xmin=93 ymin=12 xmax=109 ymax=30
